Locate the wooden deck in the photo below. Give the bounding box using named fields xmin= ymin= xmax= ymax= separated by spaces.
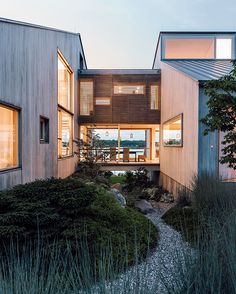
xmin=98 ymin=159 xmax=160 ymax=171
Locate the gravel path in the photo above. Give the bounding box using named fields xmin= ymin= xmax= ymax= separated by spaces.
xmin=91 ymin=208 xmax=195 ymax=294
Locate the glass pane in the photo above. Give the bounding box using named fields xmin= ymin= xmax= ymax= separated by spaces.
xmin=58 ymin=109 xmax=73 ymax=158
xmin=151 ymin=85 xmax=159 ymax=109
xmin=216 ymin=38 xmax=232 ymax=59
xmin=0 ymin=105 xmax=18 ymax=170
xmin=114 ymin=85 xmax=144 ymax=95
xmin=163 ymin=115 xmax=182 ymax=146
xmin=58 ymin=57 xmax=72 ymax=111
xmin=80 ymin=81 xmax=93 ymax=115
xmin=164 ymin=38 xmax=215 ymax=59
xmin=95 ymin=98 xmax=111 ymax=105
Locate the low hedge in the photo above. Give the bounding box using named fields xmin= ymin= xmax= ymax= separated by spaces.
xmin=0 ymin=178 xmax=158 ymax=267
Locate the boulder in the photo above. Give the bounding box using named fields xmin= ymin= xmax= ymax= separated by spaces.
xmin=111 ymin=183 xmax=122 ymax=192
xmin=110 ymin=188 xmax=126 ymax=207
xmin=142 ymin=187 xmax=162 ymax=201
xmin=135 ymin=199 xmax=155 ymax=214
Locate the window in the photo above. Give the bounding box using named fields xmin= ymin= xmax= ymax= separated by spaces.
xmin=58 ymin=108 xmax=73 ymax=158
xmin=40 ymin=116 xmax=49 ymax=143
xmin=80 ymin=80 xmax=93 ymax=115
xmin=150 ymin=85 xmax=159 ymax=110
xmin=163 ymin=114 xmax=183 ymax=146
xmin=58 ymin=54 xmax=73 ymax=112
xmin=113 ymin=84 xmax=145 ymax=95
xmin=0 ymin=104 xmax=19 ymax=170
xmin=163 ymin=38 xmax=215 ymax=59
xmin=58 ymin=51 xmax=74 ymax=158
xmin=95 ymin=98 xmax=111 ymax=106
xmin=216 ymin=38 xmax=232 ymax=59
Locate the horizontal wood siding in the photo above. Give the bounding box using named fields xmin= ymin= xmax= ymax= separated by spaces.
xmin=78 ymin=74 xmax=160 ymax=124
xmin=0 ymin=21 xmax=83 ymax=189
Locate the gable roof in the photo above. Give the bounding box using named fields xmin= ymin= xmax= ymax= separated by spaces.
xmin=163 ymin=60 xmax=233 ymax=82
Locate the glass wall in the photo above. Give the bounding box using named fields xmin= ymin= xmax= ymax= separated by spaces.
xmin=163 ymin=114 xmax=183 ymax=146
xmin=0 ymin=104 xmax=19 ymax=170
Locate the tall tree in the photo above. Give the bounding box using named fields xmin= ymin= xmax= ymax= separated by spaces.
xmin=201 ymin=60 xmax=236 ymax=169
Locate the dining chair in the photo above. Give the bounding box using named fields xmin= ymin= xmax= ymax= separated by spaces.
xmin=110 ymin=147 xmax=116 ymax=161
xmin=123 ymin=148 xmax=130 ymax=162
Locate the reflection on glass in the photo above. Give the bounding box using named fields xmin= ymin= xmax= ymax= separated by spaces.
xmin=163 ymin=115 xmax=182 ymax=146
xmin=58 ymin=109 xmax=73 ymax=158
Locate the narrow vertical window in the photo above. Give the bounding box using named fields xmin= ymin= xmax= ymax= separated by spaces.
xmin=40 ymin=116 xmax=49 ymax=143
xmin=0 ymin=104 xmax=19 ymax=170
xmin=80 ymin=80 xmax=93 ymax=115
xmin=58 ymin=51 xmax=74 ymax=158
xmin=216 ymin=38 xmax=232 ymax=59
xmin=150 ymin=85 xmax=159 ymax=110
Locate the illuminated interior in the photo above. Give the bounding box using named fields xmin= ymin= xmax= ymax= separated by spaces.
xmin=163 ymin=115 xmax=182 ymax=146
xmin=80 ymin=80 xmax=93 ymax=115
xmin=58 ymin=109 xmax=73 ymax=158
xmin=0 ymin=105 xmax=19 ymax=170
xmin=216 ymin=38 xmax=232 ymax=59
xmin=164 ymin=38 xmax=215 ymax=59
xmin=113 ymin=84 xmax=145 ymax=95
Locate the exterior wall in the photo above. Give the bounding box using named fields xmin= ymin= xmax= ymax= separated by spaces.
xmin=0 ymin=20 xmax=84 ymax=189
xmin=159 ymin=63 xmax=199 ymax=194
xmin=78 ymin=74 xmax=160 ymax=124
xmin=198 ymin=87 xmax=236 ymax=181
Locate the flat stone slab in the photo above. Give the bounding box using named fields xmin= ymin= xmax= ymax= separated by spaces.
xmin=135 ymin=199 xmax=155 ymax=214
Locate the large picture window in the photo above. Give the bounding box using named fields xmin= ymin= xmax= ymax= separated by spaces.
xmin=58 ymin=51 xmax=74 ymax=158
xmin=58 ymin=54 xmax=73 ymax=112
xmin=163 ymin=114 xmax=183 ymax=147
xmin=0 ymin=104 xmax=19 ymax=170
xmin=58 ymin=108 xmax=73 ymax=158
xmin=80 ymin=80 xmax=93 ymax=115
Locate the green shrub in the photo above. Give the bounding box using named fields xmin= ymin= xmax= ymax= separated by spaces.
xmin=0 ymin=178 xmax=158 ymax=269
xmin=124 ymin=168 xmax=153 ymax=192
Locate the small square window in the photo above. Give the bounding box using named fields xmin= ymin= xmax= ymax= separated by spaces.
xmin=40 ymin=116 xmax=49 ymax=144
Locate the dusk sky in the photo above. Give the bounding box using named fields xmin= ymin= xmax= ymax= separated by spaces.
xmin=1 ymin=0 xmax=236 ymax=68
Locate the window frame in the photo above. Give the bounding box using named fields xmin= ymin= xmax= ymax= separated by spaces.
xmin=39 ymin=115 xmax=49 ymax=144
xmin=113 ymin=83 xmax=146 ymax=96
xmin=150 ymin=84 xmax=160 ymax=110
xmin=163 ymin=113 xmax=183 ymax=147
xmin=0 ymin=101 xmax=21 ymax=172
xmin=57 ymin=50 xmax=74 ymax=113
xmin=79 ymin=79 xmax=94 ymax=116
xmin=161 ymin=34 xmax=234 ymax=60
xmin=57 ymin=107 xmax=74 ymax=159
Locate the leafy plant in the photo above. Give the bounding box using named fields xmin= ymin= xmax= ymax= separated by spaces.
xmin=124 ymin=168 xmax=153 ymax=192
xmin=201 ymin=60 xmax=236 ymax=169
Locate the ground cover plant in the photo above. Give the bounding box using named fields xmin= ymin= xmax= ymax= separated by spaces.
xmin=0 ymin=178 xmax=158 ymax=277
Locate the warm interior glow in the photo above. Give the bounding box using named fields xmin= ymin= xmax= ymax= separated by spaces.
xmin=164 ymin=38 xmax=215 ymax=59
xmin=58 ymin=109 xmax=73 ymax=158
xmin=58 ymin=56 xmax=73 ymax=111
xmin=150 ymin=85 xmax=159 ymax=109
xmin=216 ymin=38 xmax=232 ymax=59
xmin=80 ymin=81 xmax=93 ymax=115
xmin=114 ymin=84 xmax=145 ymax=95
xmin=163 ymin=115 xmax=182 ymax=146
xmin=0 ymin=105 xmax=18 ymax=170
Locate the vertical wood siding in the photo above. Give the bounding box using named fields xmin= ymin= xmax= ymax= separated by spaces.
xmin=0 ymin=21 xmax=83 ymax=189
xmin=160 ymin=63 xmax=199 ymax=190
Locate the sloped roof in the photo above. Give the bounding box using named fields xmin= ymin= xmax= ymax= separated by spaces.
xmin=163 ymin=60 xmax=233 ymax=82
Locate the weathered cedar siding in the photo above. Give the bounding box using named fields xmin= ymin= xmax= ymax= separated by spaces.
xmin=159 ymin=63 xmax=199 ymax=192
xmin=0 ymin=20 xmax=84 ymax=189
xmin=78 ymin=74 xmax=160 ymax=124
